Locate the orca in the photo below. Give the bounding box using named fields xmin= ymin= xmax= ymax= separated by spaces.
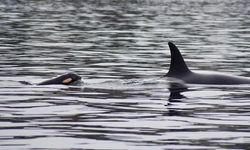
xmin=165 ymin=42 xmax=250 ymax=85
xmin=37 ymin=72 xmax=82 ymax=85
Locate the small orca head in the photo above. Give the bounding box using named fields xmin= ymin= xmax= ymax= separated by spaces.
xmin=59 ymin=72 xmax=82 ymax=85
xmin=37 ymin=72 xmax=82 ymax=85
xmin=166 ymin=42 xmax=191 ymax=77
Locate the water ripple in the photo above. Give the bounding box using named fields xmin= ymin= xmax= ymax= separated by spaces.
xmin=0 ymin=0 xmax=250 ymax=149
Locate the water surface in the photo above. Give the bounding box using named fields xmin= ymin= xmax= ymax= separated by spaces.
xmin=0 ymin=0 xmax=250 ymax=149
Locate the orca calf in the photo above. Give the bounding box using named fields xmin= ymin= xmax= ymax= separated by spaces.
xmin=166 ymin=42 xmax=250 ymax=85
xmin=37 ymin=72 xmax=82 ymax=85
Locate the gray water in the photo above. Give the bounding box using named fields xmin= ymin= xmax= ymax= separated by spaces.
xmin=0 ymin=0 xmax=250 ymax=149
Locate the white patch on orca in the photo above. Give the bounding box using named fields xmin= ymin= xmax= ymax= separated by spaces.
xmin=63 ymin=78 xmax=72 ymax=84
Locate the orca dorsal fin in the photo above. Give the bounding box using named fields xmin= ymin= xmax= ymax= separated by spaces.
xmin=167 ymin=42 xmax=191 ymax=76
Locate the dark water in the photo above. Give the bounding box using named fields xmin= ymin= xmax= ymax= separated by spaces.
xmin=0 ymin=0 xmax=250 ymax=149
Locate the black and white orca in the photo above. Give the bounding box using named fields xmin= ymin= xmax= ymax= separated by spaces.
xmin=37 ymin=72 xmax=82 ymax=85
xmin=166 ymin=42 xmax=250 ymax=85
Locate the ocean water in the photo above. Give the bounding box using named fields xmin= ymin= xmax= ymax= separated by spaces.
xmin=0 ymin=0 xmax=250 ymax=149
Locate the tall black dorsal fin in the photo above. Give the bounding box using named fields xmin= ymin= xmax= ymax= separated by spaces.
xmin=167 ymin=42 xmax=191 ymax=76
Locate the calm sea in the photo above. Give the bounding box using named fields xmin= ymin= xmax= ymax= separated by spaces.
xmin=0 ymin=0 xmax=250 ymax=149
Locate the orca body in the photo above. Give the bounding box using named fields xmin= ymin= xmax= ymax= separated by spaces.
xmin=166 ymin=42 xmax=250 ymax=85
xmin=38 ymin=72 xmax=82 ymax=85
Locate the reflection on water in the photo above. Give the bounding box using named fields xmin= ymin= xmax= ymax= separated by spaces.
xmin=0 ymin=0 xmax=250 ymax=149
